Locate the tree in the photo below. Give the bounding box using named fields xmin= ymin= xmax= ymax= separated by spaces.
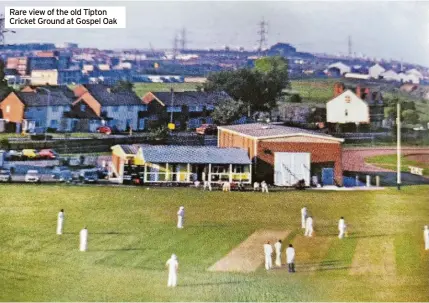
xmin=112 ymin=80 xmax=134 ymax=92
xmin=402 ymin=109 xmax=420 ymax=125
xmin=211 ymin=98 xmax=246 ymax=125
xmin=289 ymin=94 xmax=302 ymax=103
xmin=0 ymin=59 xmax=12 ymax=96
xmin=203 ymin=57 xmax=289 ymax=117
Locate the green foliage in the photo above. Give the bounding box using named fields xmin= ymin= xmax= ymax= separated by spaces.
xmin=149 ymin=125 xmax=169 ymax=139
xmin=203 ymin=58 xmax=289 ymax=115
xmin=288 ymin=94 xmax=302 ymax=103
xmin=402 ymin=109 xmax=420 ymax=125
xmin=112 ymin=80 xmax=134 ymax=92
xmin=211 ymin=98 xmax=246 ymax=125
xmin=0 ymin=138 xmax=9 ymax=149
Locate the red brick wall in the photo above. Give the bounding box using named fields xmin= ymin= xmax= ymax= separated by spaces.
xmin=257 ymin=141 xmax=343 ymax=185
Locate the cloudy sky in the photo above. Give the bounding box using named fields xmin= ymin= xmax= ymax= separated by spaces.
xmin=2 ymin=0 xmax=429 ymax=65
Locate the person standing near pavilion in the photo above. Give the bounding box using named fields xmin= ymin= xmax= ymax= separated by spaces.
xmin=274 ymin=239 xmax=282 ymax=267
xmin=286 ymin=244 xmax=296 ymax=273
xmin=263 ymin=241 xmax=273 ymax=270
xmin=338 ymin=217 xmax=347 ymax=239
xmin=301 ymin=207 xmax=307 ymax=229
xmin=57 ymin=209 xmax=65 ymax=235
xmin=304 ymin=216 xmax=314 ymax=237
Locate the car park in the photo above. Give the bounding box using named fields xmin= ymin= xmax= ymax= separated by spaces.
xmin=22 ymin=149 xmax=38 ymax=160
xmin=6 ymin=150 xmax=23 ymax=160
xmin=79 ymin=169 xmax=99 ymax=183
xmin=0 ymin=169 xmax=12 ymax=183
xmin=51 ymin=166 xmax=73 ymax=182
xmin=25 ymin=170 xmax=41 ymax=183
xmin=39 ymin=149 xmax=58 ymax=160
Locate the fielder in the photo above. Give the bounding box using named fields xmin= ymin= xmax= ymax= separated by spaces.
xmin=166 ymin=254 xmax=179 ymax=287
xmin=57 ymin=209 xmax=65 ymax=235
xmin=304 ymin=216 xmax=313 ymax=237
xmin=79 ymin=227 xmax=88 ymax=252
xmin=203 ymin=180 xmax=212 ymax=191
xmin=274 ymin=239 xmax=282 ymax=267
xmin=253 ymin=182 xmax=260 ymax=191
xmin=301 ymin=206 xmax=307 ymax=229
xmin=261 ymin=181 xmax=269 ymax=193
xmin=286 ymin=244 xmax=296 ymax=273
xmin=338 ymin=217 xmax=346 ymax=239
xmin=263 ymin=241 xmax=273 ymax=270
xmin=177 ymin=206 xmax=185 ymax=229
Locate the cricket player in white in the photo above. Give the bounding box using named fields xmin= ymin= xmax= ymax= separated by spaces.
xmin=286 ymin=244 xmax=296 ymax=272
xmin=261 ymin=181 xmax=269 ymax=193
xmin=166 ymin=254 xmax=179 ymax=287
xmin=301 ymin=207 xmax=307 ymax=229
xmin=253 ymin=182 xmax=260 ymax=191
xmin=304 ymin=216 xmax=313 ymax=237
xmin=338 ymin=217 xmax=346 ymax=239
xmin=263 ymin=241 xmax=273 ymax=270
xmin=57 ymin=209 xmax=64 ymax=235
xmin=79 ymin=227 xmax=88 ymax=252
xmin=203 ymin=180 xmax=212 ymax=191
xmin=177 ymin=206 xmax=185 ymax=229
xmin=274 ymin=239 xmax=282 ymax=267
xmin=424 ymin=225 xmax=429 ymax=250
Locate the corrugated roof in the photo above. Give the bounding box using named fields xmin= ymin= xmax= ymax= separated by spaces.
xmin=218 ymin=123 xmax=343 ymax=141
xmin=149 ymin=91 xmax=231 ymax=106
xmin=120 ymin=144 xmax=139 ymax=155
xmin=135 ymin=145 xmax=251 ymax=164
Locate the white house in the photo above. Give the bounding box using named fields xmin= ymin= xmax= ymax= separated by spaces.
xmin=381 ymin=70 xmax=400 ymax=82
xmin=327 ymin=62 xmax=351 ymax=75
xmin=326 ymin=89 xmax=370 ymax=124
xmin=369 ymin=64 xmax=386 ymax=79
xmin=399 ymin=73 xmax=420 ymax=84
xmin=406 ymin=68 xmax=423 ymax=80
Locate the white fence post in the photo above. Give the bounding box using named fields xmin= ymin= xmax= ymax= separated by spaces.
xmin=366 ymin=175 xmax=371 ymax=187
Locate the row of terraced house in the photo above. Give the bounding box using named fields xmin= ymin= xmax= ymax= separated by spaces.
xmin=0 ymin=84 xmax=233 ymax=133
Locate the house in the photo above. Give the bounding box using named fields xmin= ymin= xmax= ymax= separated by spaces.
xmin=326 ymin=62 xmax=351 ymax=76
xmin=381 ymin=70 xmax=400 ymax=82
xmin=217 ymin=123 xmax=344 ymax=186
xmin=73 ymin=84 xmax=146 ymax=131
xmin=327 ymin=83 xmax=384 ymax=130
xmin=31 ymin=69 xmax=58 ymax=85
xmin=142 ymin=90 xmax=233 ymax=129
xmin=368 ymin=63 xmax=386 ymax=79
xmin=111 ymin=144 xmax=252 ymax=184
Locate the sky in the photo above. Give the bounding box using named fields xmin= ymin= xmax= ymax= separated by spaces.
xmin=1 ymin=0 xmax=429 ymax=66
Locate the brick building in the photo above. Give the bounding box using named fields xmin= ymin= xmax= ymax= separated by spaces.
xmin=218 ymin=123 xmax=344 ymax=186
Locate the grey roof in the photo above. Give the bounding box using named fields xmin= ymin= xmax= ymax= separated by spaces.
xmin=150 ymin=91 xmax=231 ymax=106
xmin=134 ymin=145 xmax=251 ymax=164
xmin=16 ymin=91 xmax=73 ymax=107
xmin=84 ymin=84 xmax=142 ymax=106
xmin=27 ymin=85 xmax=76 ymax=99
xmin=218 ymin=123 xmax=342 ymax=141
xmin=120 ymin=144 xmax=139 ymax=155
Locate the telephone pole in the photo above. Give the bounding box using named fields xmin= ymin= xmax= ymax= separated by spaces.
xmin=348 ymin=35 xmax=352 ymax=58
xmin=180 ymin=27 xmax=187 ymax=51
xmin=257 ymin=18 xmax=268 ymax=55
xmin=172 ymin=33 xmax=179 ymax=60
xmin=0 ymin=14 xmax=16 ymax=46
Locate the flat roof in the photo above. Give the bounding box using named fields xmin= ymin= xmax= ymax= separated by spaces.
xmin=218 ymin=123 xmax=344 ymax=142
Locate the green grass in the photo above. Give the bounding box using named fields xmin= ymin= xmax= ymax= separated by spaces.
xmin=289 ymin=79 xmax=337 ymax=103
xmin=0 ymin=185 xmax=428 ymax=301
xmin=133 ymin=83 xmax=199 ymax=97
xmin=365 ymin=154 xmax=429 ymax=177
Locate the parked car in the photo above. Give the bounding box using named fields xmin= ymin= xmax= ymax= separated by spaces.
xmin=25 ymin=170 xmax=41 ymax=183
xmin=51 ymin=166 xmax=73 ymax=182
xmin=22 ymin=149 xmax=38 ymax=160
xmin=196 ymin=124 xmax=217 ymax=135
xmin=79 ymin=169 xmax=99 ymax=183
xmin=96 ymin=126 xmax=112 ymax=135
xmin=5 ymin=150 xmax=22 ymax=160
xmin=0 ymin=169 xmax=12 ymax=183
xmin=39 ymin=149 xmax=58 ymax=159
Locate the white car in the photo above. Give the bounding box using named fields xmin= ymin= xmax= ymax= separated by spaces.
xmin=25 ymin=170 xmax=41 ymax=183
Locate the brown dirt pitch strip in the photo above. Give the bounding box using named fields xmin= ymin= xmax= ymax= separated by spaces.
xmin=207 ymin=229 xmax=290 ymax=273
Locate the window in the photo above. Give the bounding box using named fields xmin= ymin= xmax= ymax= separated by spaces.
xmin=64 ymin=106 xmax=71 ymax=112
xmin=50 ymin=120 xmax=58 ymax=128
xmin=128 ymin=105 xmax=133 ymax=111
xmin=138 ymin=118 xmax=145 ymax=130
xmin=52 ymin=106 xmax=59 ymax=112
xmin=166 ymin=106 xmax=181 ymax=112
xmin=80 ymin=104 xmax=86 ymax=112
xmin=113 ymin=107 xmax=119 ymax=112
xmin=206 ymin=105 xmax=215 ymax=111
xmin=345 ymin=109 xmax=348 ymax=117
xmin=5 ymin=105 xmax=10 ymax=113
xmin=189 ymin=105 xmax=203 ymax=112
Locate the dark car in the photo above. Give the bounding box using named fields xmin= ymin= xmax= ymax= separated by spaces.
xmin=79 ymin=170 xmax=99 ymax=184
xmin=0 ymin=169 xmax=12 ymax=183
xmin=51 ymin=166 xmax=73 ymax=182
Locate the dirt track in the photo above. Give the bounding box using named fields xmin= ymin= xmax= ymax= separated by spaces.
xmin=342 ymin=147 xmax=429 ymax=172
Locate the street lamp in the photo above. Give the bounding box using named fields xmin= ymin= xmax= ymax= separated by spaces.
xmin=36 ymin=87 xmax=51 ymax=142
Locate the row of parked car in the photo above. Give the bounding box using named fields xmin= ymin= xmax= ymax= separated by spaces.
xmin=0 ymin=167 xmax=106 ymax=184
xmin=4 ymin=149 xmax=58 ymax=161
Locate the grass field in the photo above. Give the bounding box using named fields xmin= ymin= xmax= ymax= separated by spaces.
xmin=365 ymin=154 xmax=429 ymax=177
xmin=0 ymin=185 xmax=428 ymax=301
xmin=133 ymin=83 xmax=199 ymax=97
